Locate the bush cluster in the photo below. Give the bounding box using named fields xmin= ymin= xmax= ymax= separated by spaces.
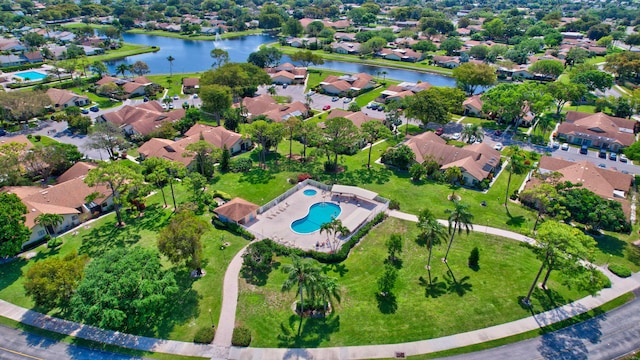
xmin=212 ymin=217 xmax=255 ymax=240
xmin=265 ymin=212 xmax=387 ymax=263
xmin=46 ymin=237 xmax=62 ymax=248
xmin=231 ymin=327 xmax=251 ymax=346
xmin=193 ymin=326 xmax=215 ymax=344
xmin=231 ymin=158 xmax=252 ymax=173
xmin=608 ymin=264 xmax=632 ymax=278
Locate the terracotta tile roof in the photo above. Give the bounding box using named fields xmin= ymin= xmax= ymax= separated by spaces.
xmin=463 ymin=95 xmax=483 ymax=111
xmin=56 ymin=162 xmax=96 ymax=184
xmin=182 ymin=78 xmax=199 ymax=87
xmin=271 ymin=70 xmax=295 ymax=80
xmin=242 ymin=94 xmax=308 ymax=122
xmin=183 ymin=124 xmax=245 ymax=149
xmin=326 ymin=109 xmax=380 ymax=128
xmin=100 ymin=102 xmax=185 ymax=136
xmin=558 ymin=111 xmax=636 ymax=147
xmin=122 ymin=82 xmax=145 ymax=94
xmin=46 ymin=88 xmax=87 ymax=107
xmin=132 ymin=76 xmax=152 ymax=85
xmin=213 ymin=197 xmax=259 ymax=223
xmin=138 ymin=137 xmax=191 ymax=165
xmin=0 ymin=134 xmax=33 ymax=150
xmin=96 ymin=75 xmax=120 ymax=85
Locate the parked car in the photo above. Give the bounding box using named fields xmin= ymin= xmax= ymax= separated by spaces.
xmin=173 ymin=95 xmax=179 ymax=100
xmin=620 ymin=154 xmax=628 ymax=162
xmin=561 ymin=143 xmax=569 ymax=151
xmin=162 ymin=103 xmax=167 ymax=110
xmin=169 ymin=103 xmax=175 ymax=109
xmin=451 ymin=133 xmax=461 ymax=140
xmin=599 ymin=148 xmax=607 ymax=158
xmin=377 ymin=105 xmax=385 ymax=111
xmin=322 ymin=105 xmax=331 ymax=111
xmin=0 ymin=129 xmax=6 ymax=136
xmin=435 ymin=127 xmax=444 ymax=136
xmin=143 ymin=96 xmax=149 ymax=102
xmin=370 ymin=103 xmax=379 ymax=110
xmin=580 ymin=145 xmax=588 ymax=155
xmin=333 ymin=97 xmax=340 ymax=102
xmin=81 ymin=108 xmax=89 ymax=114
xmin=89 ymin=106 xmax=99 ymax=112
xmin=493 ymin=142 xmax=503 ymax=151
xmin=598 ymin=163 xmax=606 ymax=168
xmin=282 ymin=83 xmax=288 ymax=89
xmin=495 ymin=130 xmax=502 ymax=136
xmin=343 ymin=97 xmax=352 ymax=103
xmin=306 ymin=91 xmax=315 ymax=97
xmin=193 ymin=94 xmax=199 ymax=99
xmin=609 ymin=152 xmax=617 ymax=161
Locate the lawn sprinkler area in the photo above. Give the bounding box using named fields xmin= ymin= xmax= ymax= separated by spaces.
xmin=246 ymin=181 xmax=388 ymax=251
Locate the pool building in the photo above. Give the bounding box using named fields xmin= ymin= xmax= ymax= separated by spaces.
xmin=246 ymin=181 xmax=388 ymax=252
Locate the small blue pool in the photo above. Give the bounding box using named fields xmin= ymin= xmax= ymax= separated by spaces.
xmin=15 ymin=71 xmax=47 ymax=81
xmin=291 ymin=202 xmax=341 ymax=234
xmin=303 ymin=189 xmax=317 ymax=196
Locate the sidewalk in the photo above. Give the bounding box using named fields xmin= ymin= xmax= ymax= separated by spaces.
xmin=0 ymin=210 xmax=638 ymax=359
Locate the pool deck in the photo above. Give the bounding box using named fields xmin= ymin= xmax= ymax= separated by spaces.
xmin=246 ymin=185 xmax=384 ymax=252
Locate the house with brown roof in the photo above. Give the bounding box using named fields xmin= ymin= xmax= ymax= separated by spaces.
xmin=325 ymin=109 xmax=380 ymax=128
xmin=46 ymin=88 xmax=90 ymax=109
xmin=319 ymin=73 xmax=375 ymax=95
xmin=1 ymin=161 xmax=113 ymax=246
xmin=557 ymin=111 xmax=636 ymax=152
xmin=526 ymin=156 xmax=633 ymax=217
xmin=241 ymin=94 xmax=308 ymax=122
xmin=98 ymin=102 xmax=185 ymax=136
xmin=403 ymin=132 xmax=501 ymax=186
xmin=332 ymin=42 xmax=361 ymax=54
xmin=0 ymin=134 xmax=34 ymax=151
xmin=214 ymin=197 xmax=259 ymax=225
xmin=378 ymin=48 xmax=424 ymax=62
xmin=265 ymin=63 xmax=308 ymax=84
xmin=182 ymin=77 xmax=199 ymax=94
xmin=94 ymin=75 xmax=153 ymax=98
xmin=463 ymin=95 xmax=483 ymax=117
xmin=379 ymin=81 xmax=431 ymax=103
xmin=432 ymin=55 xmax=460 ymax=68
xmin=138 ymin=124 xmax=251 ymax=166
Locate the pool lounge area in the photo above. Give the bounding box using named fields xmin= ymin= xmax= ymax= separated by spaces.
xmin=14 ymin=70 xmax=47 ymax=81
xmin=246 ymin=181 xmax=388 ymax=252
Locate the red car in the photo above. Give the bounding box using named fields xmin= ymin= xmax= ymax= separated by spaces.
xmin=435 ymin=127 xmax=444 ymax=136
xmin=322 ymin=105 xmax=331 ymax=110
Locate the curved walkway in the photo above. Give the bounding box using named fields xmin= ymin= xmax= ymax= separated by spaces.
xmin=0 ymin=210 xmax=638 ymax=360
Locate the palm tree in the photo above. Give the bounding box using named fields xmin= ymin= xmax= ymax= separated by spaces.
xmin=34 ymin=213 xmax=64 ymax=237
xmin=304 ymin=94 xmax=314 ymax=110
xmin=534 ymin=114 xmax=554 ymax=141
xmin=116 ymin=63 xmax=129 ymax=78
xmin=444 ymin=166 xmax=462 ymax=200
xmin=444 ymin=201 xmax=474 ymax=262
xmin=281 ymin=255 xmax=321 ymax=333
xmin=417 ymin=209 xmax=448 ymax=283
xmin=461 ymin=124 xmax=484 ymax=143
xmin=166 ymin=55 xmax=175 ymax=77
xmin=313 ymin=275 xmax=341 ymax=313
xmin=381 ymin=71 xmax=387 ymax=82
xmin=503 ymin=146 xmax=528 ymax=209
xmin=319 ymin=218 xmax=350 ymax=253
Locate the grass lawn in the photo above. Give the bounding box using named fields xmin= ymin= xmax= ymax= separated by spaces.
xmin=28 ymin=135 xmax=58 ymax=146
xmin=68 ymin=87 xmax=122 ymax=109
xmin=147 ymin=73 xmax=204 ymax=96
xmin=306 ymin=69 xmax=345 ymax=90
xmin=58 ymin=43 xmax=158 ymax=69
xmin=236 ymin=217 xmax=595 ymax=347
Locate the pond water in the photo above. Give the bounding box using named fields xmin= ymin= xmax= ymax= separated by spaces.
xmin=107 ymin=33 xmax=458 ymax=86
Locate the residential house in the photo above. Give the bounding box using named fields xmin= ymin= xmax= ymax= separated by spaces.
xmin=22 ymin=51 xmax=42 ymax=63
xmin=0 ymin=54 xmax=24 ymax=67
xmin=325 ymin=109 xmax=380 ymax=128
xmin=319 ymin=73 xmax=375 ymax=95
xmin=462 ymin=95 xmax=483 ymax=117
xmin=287 ymin=37 xmax=317 ymax=48
xmin=333 ymin=42 xmax=361 ymax=54
xmin=378 ymin=48 xmax=424 ymax=62
xmin=182 ymin=77 xmax=199 ymax=94
xmin=404 ymin=131 xmax=501 ymax=186
xmin=526 ymin=156 xmax=633 ymax=217
xmin=214 ymin=197 xmax=259 ymax=225
xmin=334 ymin=32 xmax=357 ymax=42
xmin=98 ymin=102 xmax=185 ymax=136
xmin=431 ymin=55 xmax=460 ymax=68
xmin=241 ymin=94 xmax=308 ymax=122
xmin=1 ymin=161 xmax=113 ymax=246
xmin=265 ymin=63 xmax=308 ymax=84
xmin=557 ymin=111 xmax=636 ymax=152
xmin=379 ymin=81 xmax=431 ymax=103
xmin=0 ymin=38 xmax=25 ymax=51
xmin=95 ymin=75 xmax=152 ymax=98
xmin=46 ymin=88 xmax=90 ymax=108
xmin=0 ymin=134 xmax=34 ymax=150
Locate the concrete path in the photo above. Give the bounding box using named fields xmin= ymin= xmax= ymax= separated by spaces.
xmin=0 ymin=211 xmax=638 ymax=360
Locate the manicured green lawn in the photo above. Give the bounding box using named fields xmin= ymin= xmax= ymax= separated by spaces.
xmin=68 ymin=87 xmax=122 ymax=109
xmin=147 ymin=73 xmax=204 ymax=96
xmin=236 ymin=217 xmax=594 ymax=347
xmin=28 ymin=135 xmax=58 ymax=146
xmin=306 ymin=69 xmax=345 ymax=91
xmin=126 ymin=28 xmax=264 ymax=41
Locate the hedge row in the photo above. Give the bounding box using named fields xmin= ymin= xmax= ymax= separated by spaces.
xmin=212 ymin=217 xmax=256 ymax=240
xmin=2 ymin=62 xmax=44 ymax=72
xmin=608 ymin=264 xmax=632 ymax=278
xmin=231 ymin=326 xmax=251 ymax=346
xmin=264 ymin=212 xmax=387 ymax=263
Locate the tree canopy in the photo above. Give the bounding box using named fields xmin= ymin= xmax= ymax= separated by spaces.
xmin=158 ymin=209 xmax=209 ymax=273
xmin=452 ymin=63 xmax=497 ymax=95
xmin=0 ymin=192 xmax=30 ymax=257
xmin=200 ymin=62 xmax=271 ymax=98
xmin=24 ymin=251 xmax=89 ymax=309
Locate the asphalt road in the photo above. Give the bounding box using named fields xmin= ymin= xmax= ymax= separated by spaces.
xmin=0 ymin=324 xmax=145 ymax=360
xmin=443 ymin=293 xmax=640 ymax=360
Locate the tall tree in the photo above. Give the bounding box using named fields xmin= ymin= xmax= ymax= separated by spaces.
xmin=70 ymin=247 xmax=178 ymax=332
xmin=528 ymin=59 xmax=564 ymax=79
xmin=405 ymin=89 xmax=449 ymax=126
xmin=0 ymin=193 xmax=30 ymax=257
xmin=0 ymin=91 xmax=50 ymax=126
xmin=361 ymin=120 xmax=392 ymax=168
xmin=185 ymin=140 xmax=219 ymax=178
xmin=200 ymin=62 xmax=271 ymax=99
xmin=90 ymin=61 xmax=108 ymax=77
xmin=86 ymin=122 xmax=127 ymax=160
xmin=34 ymin=213 xmax=64 ymax=237
xmin=283 ymin=117 xmax=302 ymax=163
xmin=319 ymin=218 xmax=350 ymax=253
xmin=24 ymin=251 xmax=89 ymax=310
xmin=444 ymin=201 xmax=474 ymax=262
xmin=248 ymin=120 xmax=272 ymax=166
xmin=460 ymin=124 xmax=483 ymax=144
xmin=481 ymin=83 xmax=526 ymax=125
xmin=166 ymin=55 xmax=175 ymax=77
xmin=199 ymin=84 xmax=232 ymax=126
xmin=130 ymin=60 xmax=150 ymax=77
xmin=84 ymin=161 xmax=144 ymax=227
xmin=570 ymin=69 xmax=614 ymax=92
xmin=290 ymin=50 xmax=324 ymax=67
xmin=545 ymin=82 xmax=587 ymax=115
xmin=115 ymin=63 xmax=130 ymax=78
xmin=452 ymin=63 xmax=497 ymax=95
xmin=281 ymin=255 xmax=321 ymax=332
xmin=523 ymin=221 xmax=597 ymax=305
xmin=503 ymin=146 xmax=528 ymax=209
xmin=297 ymin=120 xmax=319 ymax=162
xmin=417 ymin=209 xmax=447 ymax=283
xmin=158 ymin=209 xmax=209 ymax=275
xmin=520 ymin=183 xmax=563 ymax=231
xmin=210 ymin=48 xmax=229 ymax=69
xmin=322 ymin=117 xmax=360 ymax=171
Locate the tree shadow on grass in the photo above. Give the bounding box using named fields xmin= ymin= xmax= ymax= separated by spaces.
xmin=0 ymin=258 xmax=26 ymax=291
xmin=443 ymin=265 xmax=472 ymax=297
xmin=375 ymin=292 xmax=398 ymax=314
xmin=594 ymin=234 xmax=627 ymax=258
xmin=78 ymin=221 xmax=142 ymax=258
xmin=418 ymin=276 xmax=447 ymax=298
xmin=506 ymin=214 xmax=525 ymax=228
xmin=322 ymin=263 xmax=348 ymax=277
xmin=383 ymin=257 xmax=403 ymax=269
xmin=129 ymin=204 xmax=172 ymax=232
xmin=340 ymin=167 xmax=392 ymax=185
xmin=238 ymin=167 xmax=276 ymax=184
xmin=627 ymin=245 xmax=640 ymax=266
xmin=531 ymin=287 xmax=571 ymax=312
xmin=155 ymin=268 xmax=200 ymax=339
xmin=277 ymin=314 xmax=340 ymax=348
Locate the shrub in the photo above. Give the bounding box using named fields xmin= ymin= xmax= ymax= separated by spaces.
xmin=468 ymin=247 xmax=479 ymax=270
xmin=608 ymin=264 xmax=632 ymax=278
xmin=231 ymin=327 xmax=251 ymax=346
xmin=193 ymin=326 xmax=215 ymax=344
xmin=34 ymin=135 xmax=41 ymax=141
xmin=46 ymin=236 xmax=62 ymax=249
xmin=211 ymin=217 xmax=255 ymax=240
xmin=231 ymin=158 xmax=252 ymax=173
xmin=388 ymin=199 xmax=400 ymax=210
xmin=297 ymin=173 xmax=312 ymax=182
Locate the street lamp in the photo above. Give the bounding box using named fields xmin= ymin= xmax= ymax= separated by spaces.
xmin=165 ymin=167 xmax=177 ymax=211
xmin=208 ymin=308 xmax=214 ymax=328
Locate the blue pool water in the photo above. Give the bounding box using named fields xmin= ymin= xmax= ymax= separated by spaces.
xmin=303 ymin=189 xmax=317 ymax=196
xmin=15 ymin=71 xmax=47 ymax=81
xmin=291 ymin=202 xmax=341 ymax=234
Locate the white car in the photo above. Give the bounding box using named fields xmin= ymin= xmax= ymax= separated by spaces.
xmin=173 ymin=95 xmax=179 ymax=100
xmin=451 ymin=133 xmax=461 ymax=140
xmin=561 ymin=143 xmax=569 ymax=151
xmin=493 ymin=142 xmax=503 ymax=151
xmin=161 ymin=103 xmax=167 ymax=109
xmin=620 ymin=154 xmax=628 ymax=162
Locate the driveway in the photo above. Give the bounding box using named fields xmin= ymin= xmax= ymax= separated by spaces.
xmin=550 ymin=145 xmax=640 ymax=175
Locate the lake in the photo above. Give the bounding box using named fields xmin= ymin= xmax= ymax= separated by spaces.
xmin=108 ymin=33 xmax=457 ymax=87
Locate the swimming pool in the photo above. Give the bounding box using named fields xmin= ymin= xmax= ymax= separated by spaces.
xmin=303 ymin=189 xmax=317 ymax=196
xmin=291 ymin=202 xmax=341 ymax=234
xmin=15 ymin=71 xmax=47 ymax=81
